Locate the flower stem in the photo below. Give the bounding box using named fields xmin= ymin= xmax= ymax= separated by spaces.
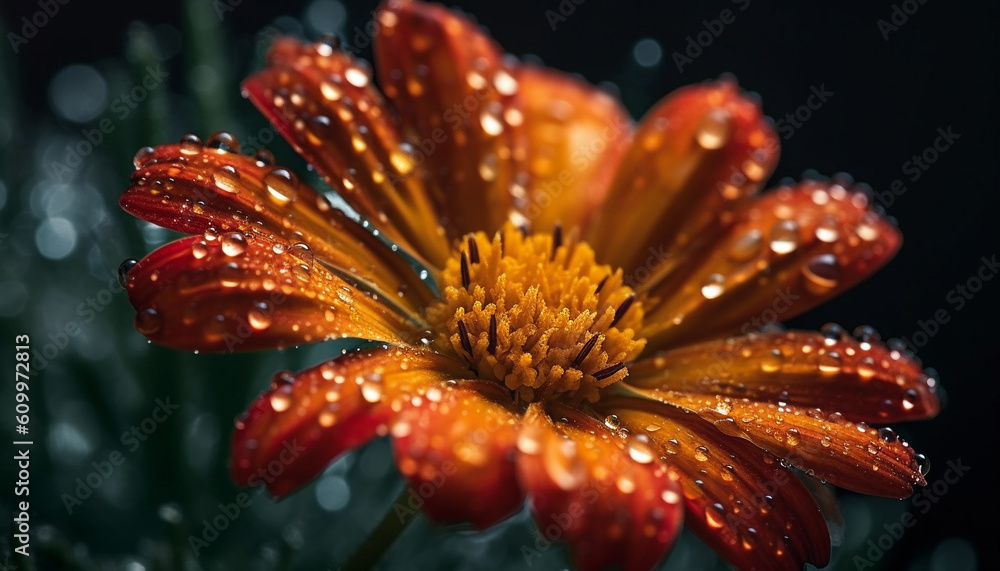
xmin=341 ymin=485 xmax=416 ymax=571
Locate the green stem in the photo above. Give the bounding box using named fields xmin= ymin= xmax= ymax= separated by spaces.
xmin=340 ymin=485 xmax=417 ymax=571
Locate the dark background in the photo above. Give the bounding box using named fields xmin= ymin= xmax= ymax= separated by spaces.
xmin=0 ymin=0 xmax=996 ymax=570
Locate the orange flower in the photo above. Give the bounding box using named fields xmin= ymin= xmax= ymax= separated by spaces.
xmin=119 ymin=1 xmax=939 ymax=569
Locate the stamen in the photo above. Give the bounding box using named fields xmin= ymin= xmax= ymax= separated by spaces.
xmin=551 ymin=223 xmax=563 ymax=260
xmin=611 ymin=295 xmax=634 ymax=327
xmin=593 ymin=362 xmax=626 ymax=380
xmin=467 ymin=236 xmax=480 ymax=264
xmin=518 ymin=224 xmax=529 ymax=237
xmin=460 ymin=252 xmax=470 ymax=288
xmin=487 ymin=314 xmax=498 ymax=354
xmin=595 ymin=275 xmax=608 ymax=294
xmin=457 ymin=319 xmax=473 ymax=356
xmin=499 ymin=230 xmax=506 ymax=255
xmin=571 ymin=334 xmax=600 ymax=368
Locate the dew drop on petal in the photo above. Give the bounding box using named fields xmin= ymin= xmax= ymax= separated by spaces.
xmin=213 ymin=165 xmax=241 ymax=193
xmin=179 ymin=134 xmax=202 ymax=155
xmin=802 ymin=254 xmax=840 ymax=293
xmin=604 ymin=414 xmax=621 ymax=430
xmin=206 ymin=131 xmax=241 ymax=153
xmin=269 ymin=387 xmax=292 ymax=412
xmin=320 ymin=80 xmax=344 ymax=101
xmin=694 ymin=445 xmax=709 ymax=462
xmin=728 ymin=229 xmax=763 ymax=261
xmin=248 ymin=301 xmax=273 ymax=331
xmin=760 ymin=349 xmax=783 ymax=373
xmin=344 ymin=66 xmax=370 ymax=88
xmin=133 ymin=146 xmax=154 ymax=169
xmin=221 ymin=231 xmax=247 ymax=257
xmin=818 ymin=351 xmax=841 ymax=373
xmin=700 ymin=273 xmax=726 ymax=299
xmin=627 ymin=433 xmax=656 ymax=464
xmin=785 ymin=428 xmax=801 ymax=446
xmin=191 ymin=240 xmax=209 ymax=259
xmin=264 ymin=168 xmax=299 ymax=204
xmin=815 ymin=216 xmax=840 ymax=243
xmin=696 ymin=107 xmax=732 ymax=150
xmin=135 ymin=308 xmax=162 ymax=335
xmin=769 ymin=220 xmax=800 ymax=254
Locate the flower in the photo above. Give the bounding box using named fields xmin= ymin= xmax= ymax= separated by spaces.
xmin=118 ymin=1 xmax=940 ymax=569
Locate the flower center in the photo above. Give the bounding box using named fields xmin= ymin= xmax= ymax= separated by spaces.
xmin=425 ymin=226 xmax=646 ymax=404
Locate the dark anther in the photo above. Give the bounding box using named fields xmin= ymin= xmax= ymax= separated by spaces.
xmin=487 ymin=314 xmax=498 ymax=354
xmin=571 ymin=334 xmax=600 ymax=368
xmin=611 ymin=295 xmax=634 ymax=327
xmin=518 ymin=224 xmax=529 ymax=237
xmin=595 ymin=275 xmax=608 ymax=294
xmin=551 ymin=223 xmax=563 ymax=260
xmin=499 ymin=230 xmax=506 ymax=256
xmin=458 ymin=319 xmax=473 ymax=356
xmin=467 ymin=236 xmax=480 ymax=264
xmin=460 ymin=252 xmax=470 ymax=288
xmin=593 ymin=362 xmax=626 ymax=380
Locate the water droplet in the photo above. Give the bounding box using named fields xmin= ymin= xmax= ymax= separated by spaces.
xmin=902 ymin=389 xmax=919 ymax=411
xmin=478 ymin=153 xmax=498 ymax=181
xmin=729 ymin=229 xmax=763 ymax=261
xmin=133 ymin=146 xmax=154 ymax=169
xmin=802 ymin=254 xmax=840 ymax=293
xmin=604 ymin=414 xmax=621 ymax=430
xmin=389 ymin=144 xmax=416 ymax=176
xmin=248 ymin=301 xmax=273 ymax=330
xmin=696 ymin=107 xmax=732 ymax=149
xmin=135 ymin=308 xmax=162 ymax=335
xmin=206 ymin=131 xmax=240 ymax=153
xmin=769 ymin=220 xmax=800 ymax=254
xmin=318 ymin=407 xmax=338 ymax=427
xmin=699 ymin=273 xmax=726 ymax=299
xmin=292 ymin=264 xmax=311 ymax=282
xmin=179 ymin=134 xmax=202 ymax=155
xmin=915 ymin=453 xmax=930 ymax=476
xmin=818 ymin=351 xmax=841 ymax=373
xmin=480 ymin=104 xmax=504 ymax=136
xmin=213 ymin=165 xmax=241 ymax=193
xmin=344 ymin=66 xmax=370 ymax=88
xmin=878 ymin=427 xmax=897 ymax=442
xmin=785 ymin=428 xmax=801 ymax=446
xmin=221 ymin=231 xmax=247 ymax=257
xmin=254 ymin=149 xmax=275 ymax=166
xmin=264 ymin=168 xmax=298 ymax=204
xmin=191 ymin=240 xmax=209 ymax=259
xmin=117 ymin=258 xmax=138 ymax=287
xmin=694 ymin=445 xmax=709 ymax=462
xmin=704 ymin=504 xmax=726 ymax=528
xmin=360 ymin=377 xmax=383 ymax=403
xmin=857 ymin=357 xmax=877 ymax=380
xmin=219 ymin=262 xmax=241 ymax=287
xmin=627 ymin=433 xmax=656 ymax=464
xmin=270 ymin=387 xmax=292 ymax=412
xmin=320 ymin=80 xmax=343 ymax=101
xmin=661 ymin=489 xmax=681 ymax=504
xmin=760 ymin=349 xmax=783 ymax=373
xmin=814 ymin=216 xmax=840 ymax=243
xmin=493 ymin=69 xmax=519 ymax=95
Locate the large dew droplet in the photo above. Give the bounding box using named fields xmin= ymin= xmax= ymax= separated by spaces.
xmin=264 ymin=168 xmax=299 ymax=204
xmin=769 ymin=220 xmax=800 ymax=254
xmin=695 ymin=107 xmax=732 ymax=150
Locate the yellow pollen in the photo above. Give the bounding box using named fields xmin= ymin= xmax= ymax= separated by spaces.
xmin=425 ymin=225 xmax=646 ymax=404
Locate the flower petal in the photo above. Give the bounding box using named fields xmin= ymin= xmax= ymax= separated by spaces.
xmin=627 ymin=330 xmax=940 ymax=424
xmin=390 ymin=380 xmax=524 ymax=528
xmin=242 ymin=36 xmax=451 ymax=267
xmin=515 ymin=403 xmax=683 ymax=571
xmin=599 ymin=396 xmax=832 ymax=571
xmin=123 ymin=235 xmax=421 ymax=351
xmin=586 ymin=80 xmax=779 ymax=281
xmin=626 ymin=386 xmax=928 ymax=498
xmin=124 ymin=142 xmax=435 ymax=316
xmin=230 ymin=346 xmax=472 ymax=498
xmin=510 ymin=65 xmax=633 ymax=232
xmin=641 ymin=180 xmax=901 ymax=350
xmin=374 ymin=0 xmax=519 ymax=238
